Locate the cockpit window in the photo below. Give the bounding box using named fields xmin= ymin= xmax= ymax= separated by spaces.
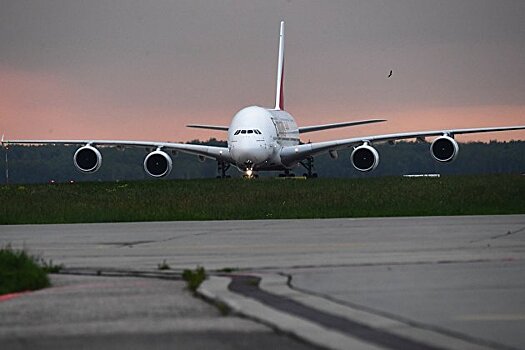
xmin=235 ymin=129 xmax=262 ymax=135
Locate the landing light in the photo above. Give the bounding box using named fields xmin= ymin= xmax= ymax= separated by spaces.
xmin=246 ymin=169 xmax=253 ymax=177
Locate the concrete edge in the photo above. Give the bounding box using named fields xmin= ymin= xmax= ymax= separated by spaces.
xmin=198 ymin=276 xmax=382 ymax=350
xmin=258 ymin=273 xmax=499 ymax=350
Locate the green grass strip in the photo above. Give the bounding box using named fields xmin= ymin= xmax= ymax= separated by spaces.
xmin=0 ymin=246 xmax=50 ymax=295
xmin=0 ymin=174 xmax=524 ymax=225
xmin=182 ymin=266 xmax=206 ymax=293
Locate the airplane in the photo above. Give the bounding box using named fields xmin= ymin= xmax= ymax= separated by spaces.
xmin=2 ymin=21 xmax=525 ymax=179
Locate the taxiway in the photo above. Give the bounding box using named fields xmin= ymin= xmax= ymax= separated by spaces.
xmin=1 ymin=215 xmax=524 ymax=349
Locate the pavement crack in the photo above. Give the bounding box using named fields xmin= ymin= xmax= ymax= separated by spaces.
xmin=470 ymin=226 xmax=525 ymax=243
xmin=101 ymin=240 xmax=156 ymax=248
xmin=100 ymin=231 xmax=212 ymax=248
xmin=246 ymin=258 xmax=502 ymax=272
xmin=58 ymin=267 xmax=182 ymax=280
xmin=490 ymin=226 xmax=525 ymax=240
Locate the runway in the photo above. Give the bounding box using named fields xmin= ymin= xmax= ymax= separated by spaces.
xmin=1 ymin=215 xmax=524 ymax=349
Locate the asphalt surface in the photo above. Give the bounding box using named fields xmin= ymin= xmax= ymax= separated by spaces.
xmin=1 ymin=215 xmax=525 ymax=349
xmin=290 ymin=261 xmax=525 ymax=350
xmin=0 ymin=274 xmax=316 ymax=350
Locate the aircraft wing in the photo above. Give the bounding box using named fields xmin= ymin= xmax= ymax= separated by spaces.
xmin=186 ymin=124 xmax=229 ymax=131
xmin=298 ymin=119 xmax=386 ymax=133
xmin=1 ymin=138 xmax=233 ymax=162
xmin=280 ymin=125 xmax=525 ymax=164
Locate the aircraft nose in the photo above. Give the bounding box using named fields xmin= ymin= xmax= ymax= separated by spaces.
xmin=233 ymin=143 xmax=271 ymax=165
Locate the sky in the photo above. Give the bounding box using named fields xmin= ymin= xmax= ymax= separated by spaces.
xmin=1 ymin=0 xmax=525 ymax=143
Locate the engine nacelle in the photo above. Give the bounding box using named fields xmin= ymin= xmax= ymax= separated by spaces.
xmin=351 ymin=144 xmax=379 ymax=172
xmin=73 ymin=145 xmax=102 ymax=173
xmin=144 ymin=150 xmax=173 ymax=178
xmin=430 ymin=135 xmax=459 ymax=162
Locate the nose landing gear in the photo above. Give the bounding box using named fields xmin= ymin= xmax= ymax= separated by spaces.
xmin=243 ymin=168 xmax=258 ymax=179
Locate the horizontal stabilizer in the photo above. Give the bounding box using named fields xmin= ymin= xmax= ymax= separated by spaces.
xmin=298 ymin=119 xmax=386 ymax=134
xmin=186 ymin=124 xmax=229 ymax=131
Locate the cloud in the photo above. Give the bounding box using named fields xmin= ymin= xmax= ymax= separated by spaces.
xmin=1 ymin=1 xmax=524 ymax=142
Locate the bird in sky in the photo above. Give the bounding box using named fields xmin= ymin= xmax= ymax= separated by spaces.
xmin=387 ymin=70 xmax=393 ymax=78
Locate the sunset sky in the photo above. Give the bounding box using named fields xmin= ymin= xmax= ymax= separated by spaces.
xmin=1 ymin=0 xmax=525 ymax=143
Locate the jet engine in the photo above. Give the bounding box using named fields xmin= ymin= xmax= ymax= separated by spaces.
xmin=351 ymin=143 xmax=379 ymax=172
xmin=73 ymin=145 xmax=102 ymax=173
xmin=430 ymin=135 xmax=459 ymax=162
xmin=144 ymin=150 xmax=173 ymax=177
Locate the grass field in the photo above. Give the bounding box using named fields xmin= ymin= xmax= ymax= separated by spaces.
xmin=0 ymin=175 xmax=524 ymax=225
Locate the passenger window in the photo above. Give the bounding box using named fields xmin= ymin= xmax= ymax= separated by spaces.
xmin=241 ymin=130 xmax=246 ymax=134
xmin=248 ymin=130 xmax=253 ymax=134
xmin=234 ymin=130 xmax=240 ymax=135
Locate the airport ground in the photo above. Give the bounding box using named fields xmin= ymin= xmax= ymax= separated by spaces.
xmin=1 ymin=175 xmax=524 ymax=224
xmin=1 ymin=215 xmax=524 ymax=349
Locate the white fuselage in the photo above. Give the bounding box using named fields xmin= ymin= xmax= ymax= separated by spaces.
xmin=228 ymin=106 xmax=299 ymax=171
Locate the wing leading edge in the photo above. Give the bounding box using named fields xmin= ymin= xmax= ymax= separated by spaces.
xmin=2 ymin=139 xmax=233 ymax=163
xmin=186 ymin=124 xmax=229 ymax=131
xmin=280 ymin=125 xmax=525 ymax=164
xmin=298 ymin=119 xmax=386 ymax=134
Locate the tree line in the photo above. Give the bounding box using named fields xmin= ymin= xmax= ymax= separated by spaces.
xmin=1 ymin=139 xmax=524 ymax=184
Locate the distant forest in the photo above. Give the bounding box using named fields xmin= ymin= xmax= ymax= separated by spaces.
xmin=1 ymin=139 xmax=525 ymax=184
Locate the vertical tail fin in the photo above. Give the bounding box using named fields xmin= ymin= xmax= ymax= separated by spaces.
xmin=274 ymin=21 xmax=285 ymax=110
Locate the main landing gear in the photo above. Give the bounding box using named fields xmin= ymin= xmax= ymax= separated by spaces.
xmin=278 ymin=157 xmax=318 ymax=178
xmin=299 ymin=156 xmax=318 ymax=178
xmin=216 ymin=160 xmax=231 ymax=179
xmin=278 ymin=169 xmax=295 ymax=178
